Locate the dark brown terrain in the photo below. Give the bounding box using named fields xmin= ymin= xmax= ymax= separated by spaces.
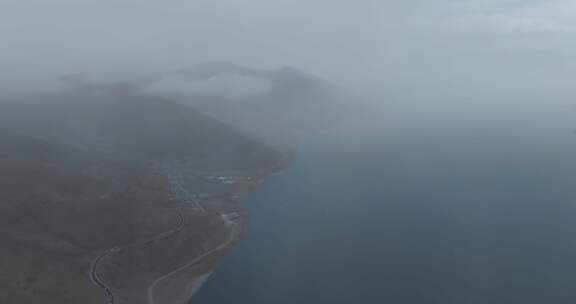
xmin=0 ymin=86 xmax=286 ymax=304
xmin=0 ymin=65 xmax=332 ymax=304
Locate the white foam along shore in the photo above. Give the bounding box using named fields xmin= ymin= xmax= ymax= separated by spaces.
xmin=187 ymin=272 xmax=213 ymax=300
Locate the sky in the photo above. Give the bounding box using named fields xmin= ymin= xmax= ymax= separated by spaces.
xmin=1 ymin=0 xmax=576 ymax=98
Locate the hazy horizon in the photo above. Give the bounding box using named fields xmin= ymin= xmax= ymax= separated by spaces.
xmin=2 ymin=0 xmax=575 ymax=104
xmin=4 ymin=2 xmax=576 ymax=304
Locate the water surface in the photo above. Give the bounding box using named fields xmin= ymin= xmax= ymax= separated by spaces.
xmin=195 ymin=98 xmax=576 ymax=303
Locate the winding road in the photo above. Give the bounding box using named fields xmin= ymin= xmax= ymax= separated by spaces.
xmin=89 ymin=168 xmax=235 ymax=304
xmin=90 ymin=249 xmax=116 ymax=304
xmin=147 ymin=214 xmax=240 ymax=304
xmin=89 ymin=213 xmax=185 ymax=304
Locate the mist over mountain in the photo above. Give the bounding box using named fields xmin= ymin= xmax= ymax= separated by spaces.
xmin=144 ymin=62 xmax=366 ymax=145
xmin=0 ymin=64 xmax=353 ymax=304
xmin=3 ymin=1 xmax=576 ymax=303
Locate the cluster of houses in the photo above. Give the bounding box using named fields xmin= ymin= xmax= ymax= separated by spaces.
xmin=202 ymin=175 xmax=253 ymax=185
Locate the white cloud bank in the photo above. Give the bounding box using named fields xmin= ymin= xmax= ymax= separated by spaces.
xmin=455 ymin=0 xmax=576 ymax=33
xmin=145 ymin=74 xmax=270 ymax=101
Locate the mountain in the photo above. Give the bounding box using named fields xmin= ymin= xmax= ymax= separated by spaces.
xmin=147 ymin=63 xmax=351 ymax=145
xmin=0 ymin=85 xmax=285 ymax=304
xmin=0 ymin=63 xmax=350 ymax=303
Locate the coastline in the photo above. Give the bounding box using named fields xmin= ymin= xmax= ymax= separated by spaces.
xmin=182 ymin=149 xmax=295 ymax=302
xmin=186 ymin=272 xmax=213 ymax=300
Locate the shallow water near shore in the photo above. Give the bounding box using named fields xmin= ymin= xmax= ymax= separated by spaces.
xmin=194 ymin=97 xmax=576 ymax=304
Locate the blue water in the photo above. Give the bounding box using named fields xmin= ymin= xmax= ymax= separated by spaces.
xmin=195 ymin=101 xmax=576 ymax=303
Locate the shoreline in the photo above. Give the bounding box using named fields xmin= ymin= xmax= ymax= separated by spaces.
xmin=183 ymin=150 xmax=295 ymax=302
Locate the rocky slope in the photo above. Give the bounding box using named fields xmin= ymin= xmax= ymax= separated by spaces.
xmin=0 ymin=86 xmax=284 ymax=304
xmin=0 ymin=64 xmax=338 ymax=303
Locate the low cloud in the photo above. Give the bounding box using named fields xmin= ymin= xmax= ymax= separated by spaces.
xmin=145 ymin=74 xmax=271 ymax=101
xmin=455 ymin=0 xmax=576 ymax=34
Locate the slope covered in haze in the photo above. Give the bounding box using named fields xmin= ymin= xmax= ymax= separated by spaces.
xmin=0 ymin=83 xmax=285 ymax=304
xmin=147 ymin=62 xmax=361 ymax=145
xmin=0 ymin=64 xmax=346 ymax=303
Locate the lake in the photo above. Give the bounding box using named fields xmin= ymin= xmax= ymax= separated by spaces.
xmin=194 ymin=96 xmax=576 ymax=303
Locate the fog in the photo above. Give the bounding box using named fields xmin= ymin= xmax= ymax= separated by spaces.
xmin=5 ymin=2 xmax=576 ymax=303
xmin=3 ymin=0 xmax=576 ymax=103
